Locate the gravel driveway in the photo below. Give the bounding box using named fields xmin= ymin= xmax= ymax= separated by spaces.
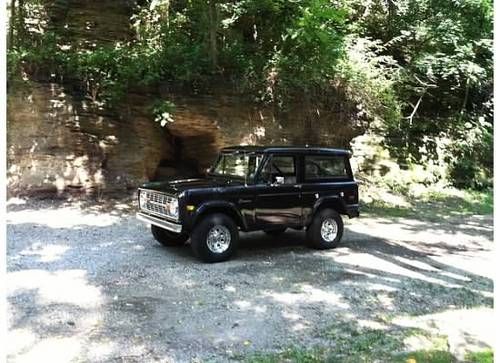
xmin=6 ymin=198 xmax=494 ymax=362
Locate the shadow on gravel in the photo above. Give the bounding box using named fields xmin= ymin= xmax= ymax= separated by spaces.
xmin=7 ymin=210 xmax=494 ymax=362
xmin=6 ymin=196 xmax=137 ymax=218
xmin=374 ymin=217 xmax=493 ymax=241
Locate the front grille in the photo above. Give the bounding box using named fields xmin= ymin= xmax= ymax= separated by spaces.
xmin=141 ymin=190 xmax=176 ymax=219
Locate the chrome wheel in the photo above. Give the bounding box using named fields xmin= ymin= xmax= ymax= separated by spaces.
xmin=320 ymin=218 xmax=338 ymax=242
xmin=206 ymin=225 xmax=231 ymax=253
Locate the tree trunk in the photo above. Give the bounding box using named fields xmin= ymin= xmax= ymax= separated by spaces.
xmin=8 ymin=0 xmax=16 ymax=49
xmin=387 ymin=0 xmax=396 ymax=39
xmin=208 ymin=0 xmax=218 ymax=72
xmin=17 ymin=0 xmax=26 ymax=42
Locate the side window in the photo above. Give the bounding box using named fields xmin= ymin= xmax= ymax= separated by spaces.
xmin=259 ymin=155 xmax=296 ymax=184
xmin=305 ymin=155 xmax=348 ymax=180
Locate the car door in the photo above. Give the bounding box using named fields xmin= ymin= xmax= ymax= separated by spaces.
xmin=254 ymin=154 xmax=302 ymax=227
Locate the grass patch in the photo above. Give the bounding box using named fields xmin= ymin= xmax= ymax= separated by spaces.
xmin=244 ymin=348 xmax=457 ymax=363
xmin=465 ymin=349 xmax=494 ymax=363
xmin=322 ymin=322 xmax=403 ymax=358
xmin=361 ymin=187 xmax=493 ymax=221
xmin=241 ymin=323 xmax=453 ymax=363
xmin=244 ymin=348 xmax=326 ymax=363
xmin=395 ymin=350 xmax=456 ymax=363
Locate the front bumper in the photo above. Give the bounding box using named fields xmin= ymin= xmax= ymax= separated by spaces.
xmin=136 ymin=212 xmax=183 ymax=234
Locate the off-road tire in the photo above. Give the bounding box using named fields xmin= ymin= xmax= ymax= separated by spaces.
xmin=190 ymin=213 xmax=239 ymax=263
xmin=306 ymin=208 xmax=343 ymax=249
xmin=151 ymin=225 xmax=188 ymax=247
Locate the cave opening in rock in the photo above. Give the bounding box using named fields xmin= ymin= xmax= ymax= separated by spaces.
xmin=154 ymin=155 xmax=213 ymax=181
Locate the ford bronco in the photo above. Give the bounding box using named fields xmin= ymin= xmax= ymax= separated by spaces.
xmin=137 ymin=146 xmax=359 ymax=262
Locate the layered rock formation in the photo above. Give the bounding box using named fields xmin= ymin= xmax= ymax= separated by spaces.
xmin=164 ymin=93 xmax=364 ymax=171
xmin=7 ymin=80 xmax=366 ymax=196
xmin=7 ymin=0 xmax=368 ymax=196
xmin=7 ymin=81 xmax=172 ymax=195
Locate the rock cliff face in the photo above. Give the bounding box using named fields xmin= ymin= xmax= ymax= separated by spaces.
xmin=7 ymin=82 xmax=365 ymax=196
xmin=7 ymin=0 xmax=368 ymax=196
xmin=7 ymin=82 xmax=172 ymax=195
xmin=164 ymin=93 xmax=363 ymax=171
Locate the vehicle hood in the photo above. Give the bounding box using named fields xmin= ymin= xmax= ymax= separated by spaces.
xmin=140 ymin=177 xmax=245 ymax=194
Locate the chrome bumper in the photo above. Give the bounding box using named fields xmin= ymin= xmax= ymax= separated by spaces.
xmin=136 ymin=212 xmax=182 ymax=234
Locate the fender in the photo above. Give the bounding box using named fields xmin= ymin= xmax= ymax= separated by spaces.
xmin=190 ymin=200 xmax=247 ymax=231
xmin=306 ymin=195 xmax=348 ymax=226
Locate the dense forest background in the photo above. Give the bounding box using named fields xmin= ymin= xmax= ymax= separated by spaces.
xmin=7 ymin=0 xmax=493 ymax=194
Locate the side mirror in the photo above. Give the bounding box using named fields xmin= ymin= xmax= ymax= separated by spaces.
xmin=272 ymin=176 xmax=285 ymax=186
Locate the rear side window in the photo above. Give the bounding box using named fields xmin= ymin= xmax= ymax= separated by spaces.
xmin=259 ymin=155 xmax=297 ymax=184
xmin=305 ymin=155 xmax=348 ymax=180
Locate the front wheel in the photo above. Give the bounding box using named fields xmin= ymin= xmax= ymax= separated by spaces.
xmin=190 ymin=213 xmax=239 ymax=263
xmin=151 ymin=225 xmax=188 ymax=247
xmin=306 ymin=209 xmax=344 ymax=249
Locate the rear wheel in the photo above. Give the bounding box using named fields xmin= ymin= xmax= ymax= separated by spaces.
xmin=306 ymin=209 xmax=343 ymax=249
xmin=190 ymin=213 xmax=239 ymax=263
xmin=151 ymin=225 xmax=188 ymax=247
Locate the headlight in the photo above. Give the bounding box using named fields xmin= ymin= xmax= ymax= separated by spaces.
xmin=139 ymin=191 xmax=148 ymax=209
xmin=166 ymin=199 xmax=179 ymax=219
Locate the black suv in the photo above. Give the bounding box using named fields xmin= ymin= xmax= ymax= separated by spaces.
xmin=137 ymin=146 xmax=359 ymax=262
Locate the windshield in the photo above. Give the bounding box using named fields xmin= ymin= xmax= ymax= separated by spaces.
xmin=210 ymin=152 xmax=263 ymax=179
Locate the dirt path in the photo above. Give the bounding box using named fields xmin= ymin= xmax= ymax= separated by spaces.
xmin=6 ymin=199 xmax=493 ymax=362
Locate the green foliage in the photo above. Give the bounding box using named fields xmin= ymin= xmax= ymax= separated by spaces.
xmin=8 ymin=31 xmax=66 ymax=78
xmin=242 ymin=323 xmax=454 ymax=362
xmin=348 ymin=0 xmax=493 ymax=189
xmin=447 ymin=114 xmax=493 ymax=189
xmin=9 ymin=0 xmax=349 ymax=102
xmin=152 ymin=100 xmax=176 ymax=127
xmin=68 ymin=44 xmax=167 ymax=103
xmin=324 ymin=323 xmax=403 ymax=358
xmin=334 ymin=36 xmax=402 ymax=129
xmin=244 ymin=348 xmax=458 ymax=363
xmin=7 ymin=47 xmax=24 ymax=79
xmin=465 ymin=349 xmax=494 ymax=363
xmin=395 ymin=350 xmax=456 ymax=363
xmin=265 ymin=0 xmax=347 ymax=98
xmin=244 ymin=347 xmax=326 ymax=363
xmin=7 ymin=0 xmax=493 ymax=190
xmin=69 ymin=46 xmax=126 ymax=102
xmin=362 ymin=184 xmax=493 ymax=221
